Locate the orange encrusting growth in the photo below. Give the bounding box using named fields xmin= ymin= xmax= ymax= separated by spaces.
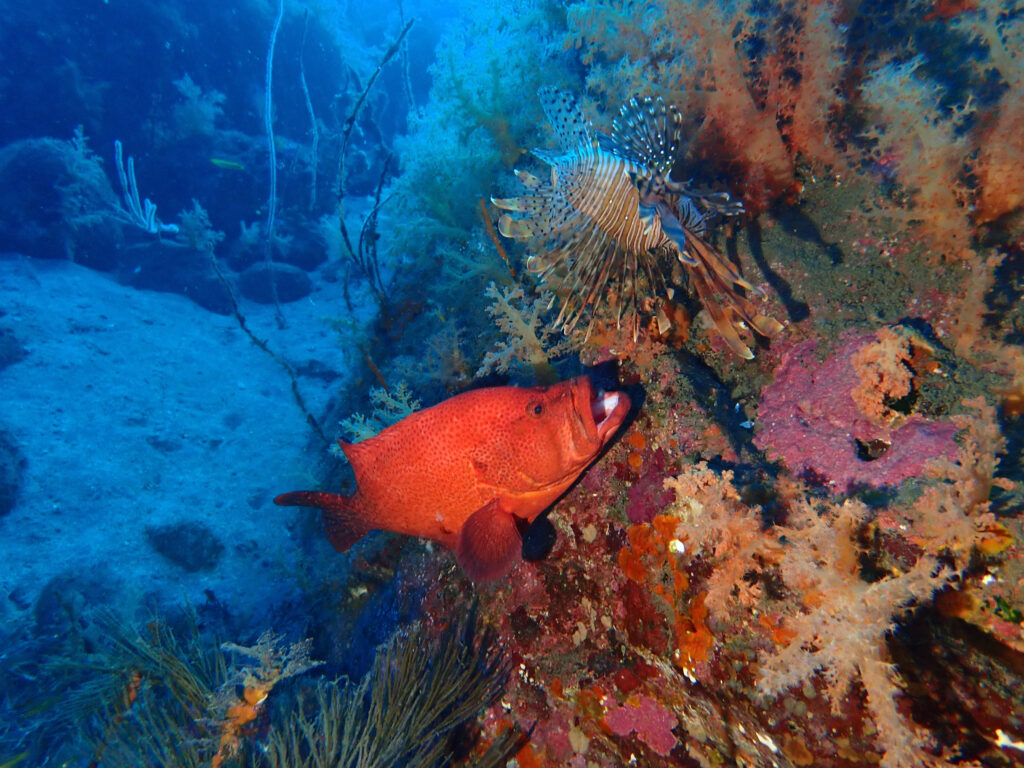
xmin=618 ymin=513 xmax=714 ymax=668
xmin=212 ymin=684 xmax=270 ymax=768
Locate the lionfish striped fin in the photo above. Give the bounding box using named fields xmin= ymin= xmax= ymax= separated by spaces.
xmin=514 ymin=168 xmax=543 ymax=189
xmin=492 ymin=191 xmax=578 ymax=232
xmin=680 ymin=228 xmax=784 ymax=358
xmin=654 ymin=200 xmax=699 ymax=265
xmin=537 ymin=87 xmax=593 ymax=152
xmin=609 ymin=96 xmax=683 ymax=177
xmin=675 ymin=196 xmax=710 ymax=238
xmin=666 ymin=180 xmax=746 ymax=219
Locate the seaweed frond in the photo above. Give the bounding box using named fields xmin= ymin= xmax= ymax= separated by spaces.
xmin=264 ymin=603 xmax=520 ymax=768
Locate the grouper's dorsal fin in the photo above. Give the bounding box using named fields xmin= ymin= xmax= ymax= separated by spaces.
xmin=537 ymin=87 xmax=593 ymax=151
xmin=609 ymin=96 xmax=683 ymax=177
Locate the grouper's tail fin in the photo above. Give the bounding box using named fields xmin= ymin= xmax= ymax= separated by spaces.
xmin=273 ymin=491 xmax=371 ymax=552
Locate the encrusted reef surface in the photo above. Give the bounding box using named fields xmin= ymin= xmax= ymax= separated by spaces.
xmin=388 ymin=2 xmax=1024 ymax=762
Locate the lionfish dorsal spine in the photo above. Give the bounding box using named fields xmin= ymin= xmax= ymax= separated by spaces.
xmin=609 ymin=95 xmax=683 ymax=178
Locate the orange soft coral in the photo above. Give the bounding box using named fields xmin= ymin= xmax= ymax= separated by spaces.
xmin=566 ymin=0 xmax=851 ymax=212
xmin=955 ymin=0 xmax=1024 ymax=223
xmin=211 ymin=633 xmax=322 ymax=767
xmin=850 ymin=326 xmax=917 ymax=424
xmin=861 ymin=57 xmax=975 ymax=263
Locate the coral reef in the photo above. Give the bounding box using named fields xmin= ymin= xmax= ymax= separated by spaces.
xmin=383 ymin=5 xmax=1024 ymax=761
xmin=4 ymin=1 xmax=1023 ymax=767
xmin=414 ymin=393 xmax=1019 ymax=766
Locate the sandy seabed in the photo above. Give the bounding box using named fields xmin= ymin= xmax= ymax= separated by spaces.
xmin=0 ymin=254 xmax=354 ymax=626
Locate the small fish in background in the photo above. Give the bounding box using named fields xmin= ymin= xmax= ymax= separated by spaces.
xmin=520 ymin=512 xmax=557 ymax=562
xmin=209 ymin=157 xmax=246 ymax=171
xmin=275 ymin=376 xmax=631 ymax=581
xmin=492 ymin=88 xmax=782 ymax=358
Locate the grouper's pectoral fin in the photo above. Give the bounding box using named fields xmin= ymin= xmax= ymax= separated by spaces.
xmin=274 ymin=491 xmax=371 ymax=553
xmin=456 ymin=499 xmax=522 ymax=582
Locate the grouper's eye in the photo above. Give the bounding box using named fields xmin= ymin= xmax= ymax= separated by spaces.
xmin=528 ymin=401 xmax=544 ymax=417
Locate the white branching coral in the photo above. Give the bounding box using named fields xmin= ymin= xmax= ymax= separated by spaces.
xmin=476 ymin=281 xmax=576 ymax=379
xmin=339 ymin=382 xmax=422 ymax=442
xmin=755 ymin=499 xmax=944 ymax=768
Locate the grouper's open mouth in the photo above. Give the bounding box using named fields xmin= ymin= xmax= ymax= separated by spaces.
xmin=583 ymin=378 xmax=631 ymax=444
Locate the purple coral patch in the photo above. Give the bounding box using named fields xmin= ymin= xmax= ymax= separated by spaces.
xmin=754 ymin=336 xmax=959 ymax=493
xmin=625 ymin=449 xmax=676 ymax=524
xmin=604 ymin=694 xmax=678 ymax=756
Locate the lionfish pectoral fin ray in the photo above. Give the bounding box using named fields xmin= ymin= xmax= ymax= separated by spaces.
xmin=752 ymin=314 xmax=786 ymax=338
xmin=537 ymin=86 xmax=593 ymax=152
xmin=514 ymin=168 xmax=542 ymax=189
xmin=532 ymin=147 xmax=563 ymax=166
xmin=496 ymin=214 xmax=540 ymax=239
xmin=495 ymin=213 xmax=516 ymax=238
xmin=681 ymin=227 xmax=782 ymax=358
xmin=675 ymin=249 xmax=699 ymax=268
xmin=491 ymin=196 xmax=523 ymax=212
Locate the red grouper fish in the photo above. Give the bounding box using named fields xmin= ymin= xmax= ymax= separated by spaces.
xmin=275 ymin=375 xmax=631 ymax=581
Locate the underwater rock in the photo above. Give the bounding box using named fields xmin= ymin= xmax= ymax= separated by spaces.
xmin=145 ymin=520 xmax=225 ymax=572
xmin=222 ymin=228 xmax=327 ymax=274
xmin=269 ymin=229 xmax=328 ymax=272
xmin=120 ymin=240 xmax=234 ymax=315
xmin=0 ymin=428 xmax=25 ymax=517
xmin=238 ymin=262 xmax=313 ymax=304
xmin=33 ymin=569 xmax=118 ymax=632
xmin=0 ymin=325 xmax=28 ymax=371
xmin=0 ymin=137 xmax=123 ymax=264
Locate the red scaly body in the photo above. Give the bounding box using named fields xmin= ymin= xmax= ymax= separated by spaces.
xmin=275 ymin=375 xmax=630 ymax=580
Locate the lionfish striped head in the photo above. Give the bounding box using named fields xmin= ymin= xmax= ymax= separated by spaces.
xmin=492 ymin=89 xmax=782 ymax=357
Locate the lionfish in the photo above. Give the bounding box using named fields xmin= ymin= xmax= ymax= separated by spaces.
xmin=491 ymin=88 xmax=783 ymax=358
